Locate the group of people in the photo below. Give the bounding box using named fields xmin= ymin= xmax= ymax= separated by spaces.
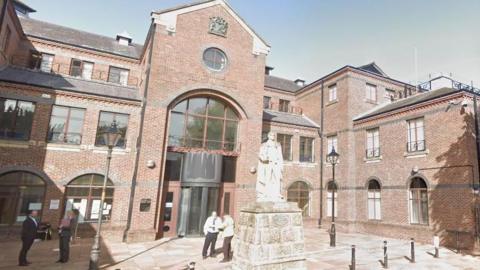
xmin=202 ymin=211 xmax=234 ymax=263
xmin=18 ymin=210 xmax=76 ymax=267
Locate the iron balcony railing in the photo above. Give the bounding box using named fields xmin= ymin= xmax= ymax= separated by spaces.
xmin=365 ymin=147 xmax=381 ymax=159
xmin=406 ymin=140 xmax=426 ymax=153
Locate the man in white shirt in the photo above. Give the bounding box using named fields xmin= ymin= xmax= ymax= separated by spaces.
xmin=220 ymin=214 xmax=234 ymax=263
xmin=202 ymin=211 xmax=222 ymax=259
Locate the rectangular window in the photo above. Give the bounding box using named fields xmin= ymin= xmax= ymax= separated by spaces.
xmin=223 ymin=192 xmax=231 ymax=215
xmin=279 ymin=99 xmax=290 ymax=112
xmin=0 ymin=98 xmax=35 ymax=140
xmin=108 ymin=66 xmax=129 ymax=85
xmin=366 ymin=128 xmax=380 ymax=158
xmin=29 ymin=51 xmax=54 ymax=72
xmin=48 ymin=105 xmax=85 ymax=144
xmin=263 ymin=96 xmax=271 ymax=109
xmin=409 ymin=189 xmax=428 ymax=224
xmin=277 ymin=133 xmax=292 ymax=161
xmin=70 ymin=59 xmax=94 ymax=80
xmin=366 ymin=83 xmax=377 ymax=102
xmin=368 ymin=190 xmax=381 ymax=220
xmin=2 ymin=26 xmax=11 ymax=52
xmin=326 ymin=191 xmax=338 ymax=217
xmin=385 ymin=89 xmax=396 ymax=100
xmin=407 ymin=118 xmax=425 ymax=152
xmin=221 ymin=156 xmax=236 ymax=183
xmin=95 ymin=111 xmax=129 ymax=148
xmin=327 ymin=135 xmax=338 ymax=154
xmin=299 ymin=136 xmax=314 ymax=162
xmin=328 ymin=84 xmax=337 ymax=102
xmin=163 ymin=192 xmax=174 ymax=221
xmin=164 ymin=152 xmax=183 ymax=181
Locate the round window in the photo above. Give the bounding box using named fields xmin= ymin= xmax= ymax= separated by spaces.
xmin=203 ymin=48 xmax=227 ymax=71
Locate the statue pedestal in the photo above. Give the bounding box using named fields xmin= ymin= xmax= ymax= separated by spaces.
xmin=232 ymin=201 xmax=306 ymax=270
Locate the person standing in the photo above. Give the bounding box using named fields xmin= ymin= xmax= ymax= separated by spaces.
xmin=18 ymin=210 xmax=39 ymax=266
xmin=57 ymin=211 xmax=75 ymax=263
xmin=220 ymin=214 xmax=234 ymax=263
xmin=202 ymin=211 xmax=221 ymax=259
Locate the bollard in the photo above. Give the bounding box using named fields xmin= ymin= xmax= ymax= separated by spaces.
xmin=433 ymin=235 xmax=440 ymax=258
xmin=410 ymin=238 xmax=415 ymax=263
xmin=383 ymin=240 xmax=388 ymax=269
xmin=350 ymin=245 xmax=356 ymax=270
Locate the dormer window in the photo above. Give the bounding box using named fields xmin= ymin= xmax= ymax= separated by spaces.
xmin=116 ymin=31 xmax=132 ymax=46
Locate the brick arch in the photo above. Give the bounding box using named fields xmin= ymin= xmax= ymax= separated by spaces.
xmin=365 ymin=176 xmax=383 ymax=189
xmin=286 ymin=178 xmax=314 ymax=190
xmin=0 ymin=165 xmax=53 ymax=185
xmin=406 ymin=173 xmax=430 ymax=189
xmin=163 ymin=87 xmax=249 ymax=120
xmin=59 ymin=169 xmax=120 ymax=186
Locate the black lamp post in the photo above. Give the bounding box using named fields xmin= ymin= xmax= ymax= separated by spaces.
xmin=89 ymin=121 xmax=122 ymax=270
xmin=326 ymin=147 xmax=339 ymax=247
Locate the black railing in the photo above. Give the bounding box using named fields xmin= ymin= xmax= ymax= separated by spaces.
xmin=365 ymin=147 xmax=380 ymax=158
xmin=407 ymin=140 xmax=426 ymax=152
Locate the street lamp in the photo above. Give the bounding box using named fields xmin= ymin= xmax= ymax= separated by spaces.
xmin=326 ymin=147 xmax=339 ymax=247
xmin=89 ymin=121 xmax=122 ymax=270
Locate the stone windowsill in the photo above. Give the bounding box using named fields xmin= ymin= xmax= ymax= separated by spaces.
xmin=404 ymin=149 xmax=429 ymax=158
xmin=326 ymin=100 xmax=338 ymax=106
xmin=0 ymin=139 xmax=33 ymax=148
xmin=92 ymin=146 xmax=131 ymax=155
xmin=46 ymin=143 xmax=82 ymax=152
xmin=364 ymin=99 xmax=378 ymax=105
xmin=364 ymin=156 xmax=382 ymax=163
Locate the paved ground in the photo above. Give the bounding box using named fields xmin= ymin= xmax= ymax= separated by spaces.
xmin=0 ymin=229 xmax=478 ymax=270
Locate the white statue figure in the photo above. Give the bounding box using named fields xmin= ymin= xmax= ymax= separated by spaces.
xmin=256 ymin=132 xmax=284 ymax=202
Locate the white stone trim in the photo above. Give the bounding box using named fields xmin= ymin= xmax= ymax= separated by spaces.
xmin=151 ymin=0 xmax=270 ymax=55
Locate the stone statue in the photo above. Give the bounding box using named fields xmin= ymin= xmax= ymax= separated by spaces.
xmin=256 ymin=132 xmax=284 ymax=202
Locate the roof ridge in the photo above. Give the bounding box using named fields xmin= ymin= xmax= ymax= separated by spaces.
xmin=20 ymin=17 xmax=143 ymax=47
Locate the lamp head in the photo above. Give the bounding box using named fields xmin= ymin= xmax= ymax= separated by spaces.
xmin=102 ymin=120 xmax=122 ymax=148
xmin=326 ymin=147 xmax=340 ymax=165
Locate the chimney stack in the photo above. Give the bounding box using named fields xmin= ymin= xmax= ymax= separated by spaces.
xmin=265 ymin=66 xmax=274 ymax=75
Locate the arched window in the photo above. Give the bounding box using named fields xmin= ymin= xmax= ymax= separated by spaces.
xmin=168 ymin=97 xmax=239 ymax=152
xmin=0 ymin=171 xmax=45 ymax=225
xmin=367 ymin=179 xmax=381 ymax=220
xmin=409 ymin=177 xmax=428 ymax=225
xmin=326 ymin=181 xmax=337 ymax=217
xmin=65 ymin=174 xmax=114 ymax=223
xmin=287 ymin=181 xmax=310 ymax=217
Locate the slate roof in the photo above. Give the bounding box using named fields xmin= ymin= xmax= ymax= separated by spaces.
xmin=19 ymin=17 xmax=143 ymax=59
xmin=263 ymin=110 xmax=319 ymax=128
xmin=264 ymin=75 xmax=302 ymax=93
xmin=0 ymin=67 xmax=141 ymax=101
xmin=153 ymin=0 xmax=216 ymax=14
xmin=357 ymin=62 xmax=388 ymax=77
xmin=354 ymin=87 xmax=461 ymax=121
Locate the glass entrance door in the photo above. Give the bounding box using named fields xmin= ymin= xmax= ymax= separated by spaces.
xmin=177 ymin=186 xmax=218 ymax=236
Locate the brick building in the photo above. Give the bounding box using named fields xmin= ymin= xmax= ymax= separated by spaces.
xmin=0 ymin=0 xmax=478 ymax=249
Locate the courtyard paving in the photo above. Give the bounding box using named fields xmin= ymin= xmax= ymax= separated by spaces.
xmin=0 ymin=228 xmax=478 ymax=270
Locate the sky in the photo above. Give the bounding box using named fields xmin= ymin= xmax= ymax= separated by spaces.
xmin=25 ymin=0 xmax=480 ymax=86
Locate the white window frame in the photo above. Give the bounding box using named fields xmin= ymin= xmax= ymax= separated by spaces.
xmin=329 ymin=84 xmax=337 ymax=102
xmin=407 ymin=117 xmax=425 ymax=152
xmin=366 ymin=83 xmax=377 ymax=102
xmin=366 ymin=128 xmax=380 ymax=158
xmin=327 ymin=135 xmax=338 ymax=154
xmin=367 ymin=186 xmax=381 ymax=220
xmin=40 ymin=53 xmax=54 ymax=73
xmin=326 ymin=189 xmax=338 ymax=217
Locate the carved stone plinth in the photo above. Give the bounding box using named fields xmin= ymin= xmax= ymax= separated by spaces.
xmin=232 ymin=201 xmax=306 ymax=270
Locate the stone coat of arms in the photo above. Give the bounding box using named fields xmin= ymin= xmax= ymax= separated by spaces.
xmin=209 ymin=17 xmax=228 ymax=36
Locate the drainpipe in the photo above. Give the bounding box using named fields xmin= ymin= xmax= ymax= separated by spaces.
xmin=318 ymin=81 xmax=325 ymax=227
xmin=123 ymin=21 xmax=156 ymax=242
xmin=472 ymin=88 xmax=480 ymax=241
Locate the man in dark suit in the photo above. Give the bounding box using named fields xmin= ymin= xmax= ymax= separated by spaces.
xmin=18 ymin=210 xmax=39 ymax=266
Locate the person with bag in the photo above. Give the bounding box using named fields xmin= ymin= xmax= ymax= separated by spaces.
xmin=220 ymin=214 xmax=234 ymax=263
xmin=18 ymin=210 xmax=39 ymax=266
xmin=57 ymin=211 xmax=75 ymax=263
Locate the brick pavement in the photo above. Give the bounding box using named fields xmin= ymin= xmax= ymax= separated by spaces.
xmin=0 ymin=228 xmax=478 ymax=270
